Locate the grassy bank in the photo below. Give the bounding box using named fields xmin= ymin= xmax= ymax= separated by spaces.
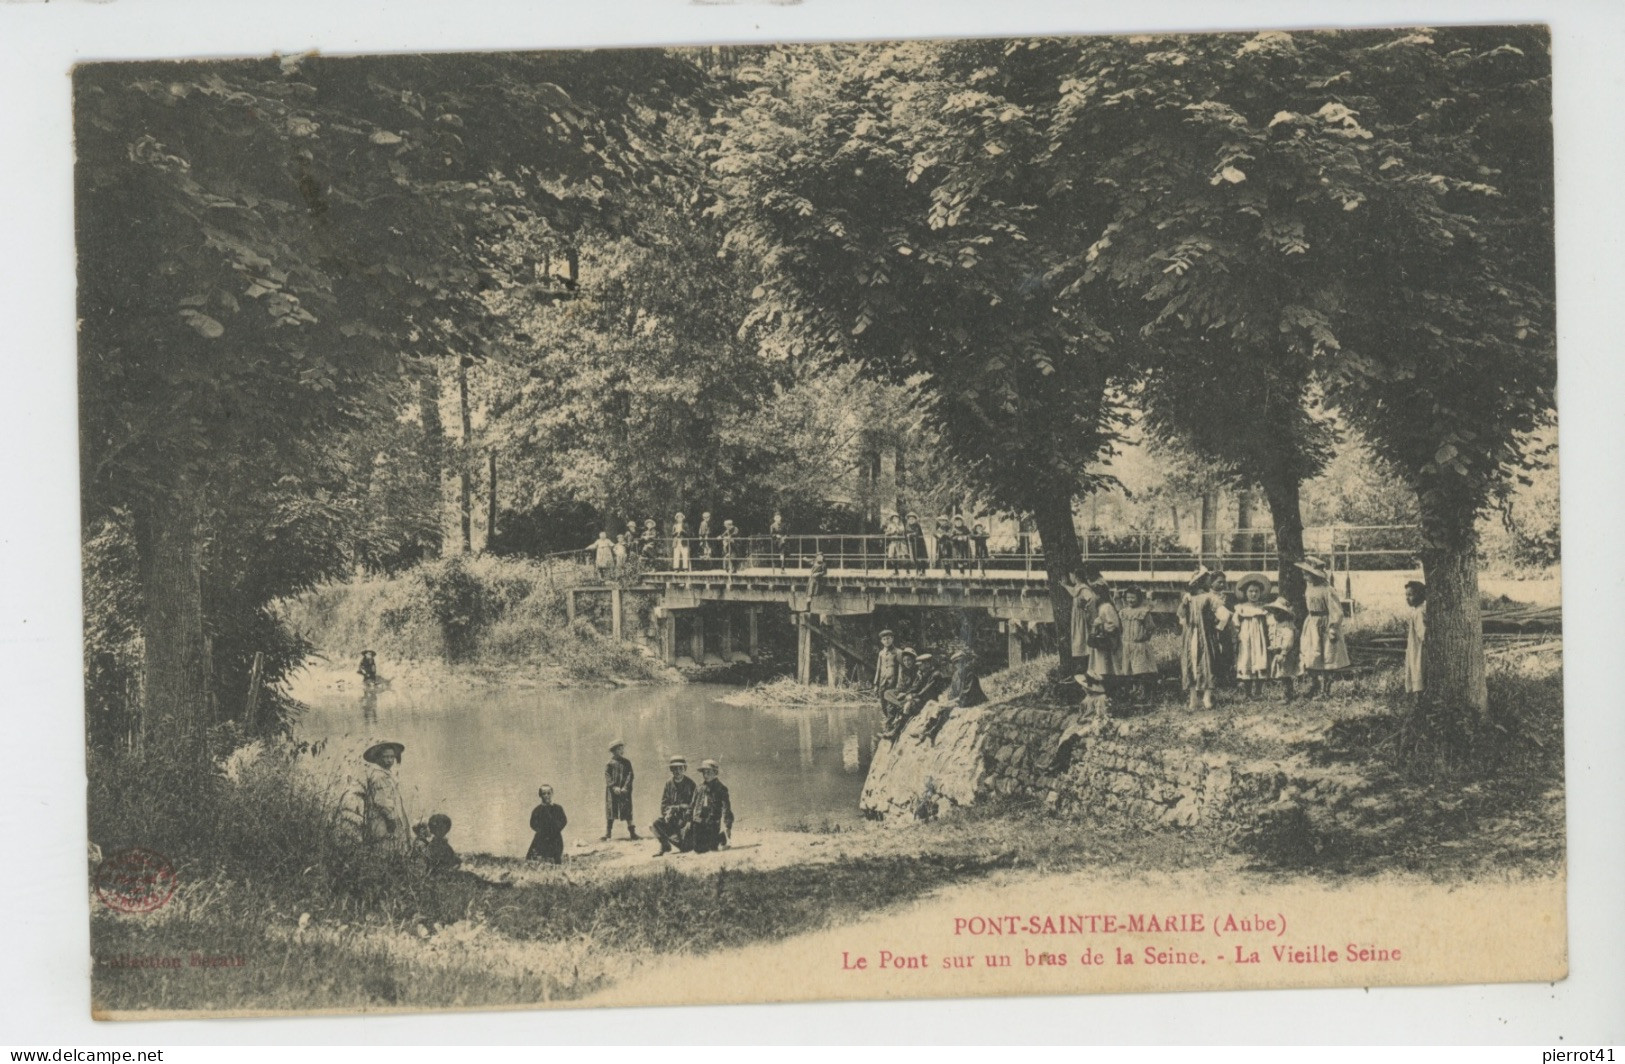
xmin=279 ymin=554 xmax=673 ymax=687
xmin=91 ymin=790 xmax=1231 ymax=1014
xmin=90 ymin=642 xmax=1563 ymax=1014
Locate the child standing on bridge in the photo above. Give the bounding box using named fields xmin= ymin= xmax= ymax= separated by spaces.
xmin=970 ymin=522 xmax=990 ymax=576
xmin=591 ymin=531 xmax=615 ymax=582
xmin=640 ymin=520 xmax=659 ymax=566
xmin=770 ymin=510 xmax=789 ymax=572
xmin=613 ymin=531 xmax=630 ymax=577
xmin=697 ymin=512 xmax=714 ymax=568
xmin=670 ymin=512 xmax=691 ymax=571
xmin=906 ymin=513 xmax=928 ymax=575
xmin=949 ymin=515 xmax=972 ymax=575
xmin=884 ymin=513 xmax=909 ymax=576
xmin=932 ymin=515 xmax=955 ymax=573
xmin=720 ymin=519 xmax=740 ymax=574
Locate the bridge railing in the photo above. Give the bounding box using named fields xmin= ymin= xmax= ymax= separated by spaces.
xmin=547 ymin=524 xmax=1422 ymax=580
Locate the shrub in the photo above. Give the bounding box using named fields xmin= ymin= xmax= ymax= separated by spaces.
xmin=280 ymin=555 xmax=670 ymax=683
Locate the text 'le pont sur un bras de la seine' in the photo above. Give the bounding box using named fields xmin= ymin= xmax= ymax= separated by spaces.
xmin=839 ymin=912 xmax=1404 ymax=973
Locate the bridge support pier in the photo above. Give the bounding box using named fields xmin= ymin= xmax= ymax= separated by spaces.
xmin=795 ymin=614 xmax=813 ymax=684
xmin=1004 ymin=620 xmax=1022 ymax=670
xmin=658 ymin=611 xmax=677 ymax=666
xmin=719 ymin=614 xmax=734 ymax=662
xmin=822 ymin=613 xmax=841 ymax=687
xmin=747 ymin=607 xmax=760 ymax=659
xmin=690 ymin=614 xmax=707 ymax=664
xmin=565 ymin=589 xmax=576 ymax=624
xmin=610 ymin=588 xmax=623 ymax=640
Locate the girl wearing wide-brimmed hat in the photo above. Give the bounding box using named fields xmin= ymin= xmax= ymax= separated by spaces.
xmin=1063 ymin=567 xmax=1122 ymax=692
xmin=1231 ymin=573 xmax=1274 ymax=696
xmin=1264 ymin=597 xmax=1299 ymax=701
xmin=1294 ymin=558 xmax=1349 ymax=695
xmin=1176 ymin=568 xmax=1231 ymax=710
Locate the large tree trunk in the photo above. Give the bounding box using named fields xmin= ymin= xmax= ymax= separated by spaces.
xmin=1420 ymin=521 xmax=1488 ymax=716
xmin=457 ymin=358 xmax=473 ymax=554
xmin=1259 ymin=469 xmax=1308 ymax=621
xmin=892 ymin=443 xmax=908 ymax=517
xmin=1029 ymin=488 xmax=1084 ymax=672
xmin=486 ymin=449 xmax=498 ymax=553
xmin=1199 ymin=489 xmax=1218 ymax=567
xmin=416 ymin=364 xmax=445 ymax=558
xmin=131 ymin=479 xmax=213 ymax=755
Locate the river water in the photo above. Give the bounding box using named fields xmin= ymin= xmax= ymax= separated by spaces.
xmin=295 ymin=681 xmax=883 ymax=858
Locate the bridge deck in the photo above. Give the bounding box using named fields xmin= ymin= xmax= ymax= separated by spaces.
xmin=618 ymin=565 xmax=1219 ymax=622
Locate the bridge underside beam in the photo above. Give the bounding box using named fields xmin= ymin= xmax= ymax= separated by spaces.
xmin=657 ymin=583 xmax=1056 ymax=623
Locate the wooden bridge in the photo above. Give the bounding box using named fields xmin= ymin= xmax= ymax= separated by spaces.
xmin=564 ymin=563 xmax=1221 ymax=684
xmin=556 ymin=525 xmax=1409 ymax=684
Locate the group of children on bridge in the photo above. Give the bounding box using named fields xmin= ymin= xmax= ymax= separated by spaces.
xmin=587 ymin=510 xmax=1001 ymax=582
xmin=589 ymin=511 xmax=782 ymax=581
xmin=882 ymin=512 xmax=993 ymax=576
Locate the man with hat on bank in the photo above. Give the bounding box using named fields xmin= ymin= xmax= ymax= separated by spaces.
xmin=873 ymin=628 xmax=904 ymax=716
xmin=881 ymin=650 xmax=952 ymax=740
xmin=339 ymin=740 xmax=412 ymax=852
xmin=652 ymin=756 xmax=699 ymax=855
xmin=602 ymin=741 xmax=639 ymax=841
xmin=689 ymin=760 xmax=734 ymax=854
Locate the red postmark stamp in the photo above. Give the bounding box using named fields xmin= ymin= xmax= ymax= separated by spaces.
xmin=94 ymin=847 xmax=178 ymax=914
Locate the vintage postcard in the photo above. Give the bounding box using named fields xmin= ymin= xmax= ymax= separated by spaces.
xmin=77 ymin=25 xmax=1563 ymax=1019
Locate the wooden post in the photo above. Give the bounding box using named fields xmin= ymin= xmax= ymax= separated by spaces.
xmin=720 ymin=614 xmax=734 ymax=661
xmin=610 ymin=588 xmax=623 ymax=640
xmin=822 ymin=613 xmax=840 ymax=687
xmin=748 ymin=607 xmax=761 ymax=659
xmin=1005 ymin=621 xmax=1022 ymax=670
xmin=565 ymin=589 xmax=576 ymax=624
xmin=691 ymin=613 xmax=707 ymax=663
xmin=659 ymin=612 xmax=677 ymax=665
xmin=796 ymin=614 xmax=813 ymax=684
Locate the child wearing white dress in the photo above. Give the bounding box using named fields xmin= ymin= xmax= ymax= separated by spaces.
xmin=1265 ymin=597 xmax=1298 ymax=702
xmin=1403 ymin=580 xmax=1427 ymax=705
xmin=1232 ymin=574 xmax=1273 ymax=697
xmin=1296 ymin=558 xmax=1350 ymax=697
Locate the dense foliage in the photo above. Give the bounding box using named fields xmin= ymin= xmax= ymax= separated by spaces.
xmin=78 ymin=30 xmax=1554 ymax=746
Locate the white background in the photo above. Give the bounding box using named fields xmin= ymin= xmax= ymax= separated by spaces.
xmin=1 ymin=0 xmax=1620 ymax=1046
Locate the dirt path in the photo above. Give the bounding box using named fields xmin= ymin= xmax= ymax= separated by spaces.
xmin=459 ymin=821 xmax=986 ymax=888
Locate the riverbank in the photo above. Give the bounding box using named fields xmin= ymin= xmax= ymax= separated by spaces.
xmin=279 ymin=554 xmax=676 ymax=688
xmin=92 ymin=640 xmax=1563 ymax=1016
xmin=289 ymin=655 xmax=681 ymax=702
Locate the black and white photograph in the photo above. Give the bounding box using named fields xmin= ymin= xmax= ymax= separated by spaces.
xmin=30 ymin=8 xmax=1597 ymax=1031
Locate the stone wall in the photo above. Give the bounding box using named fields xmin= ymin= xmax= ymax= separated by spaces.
xmin=860 ymin=698 xmax=1362 ymax=848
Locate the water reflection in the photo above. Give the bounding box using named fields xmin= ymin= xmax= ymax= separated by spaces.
xmin=296 ymin=682 xmax=882 ymax=858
